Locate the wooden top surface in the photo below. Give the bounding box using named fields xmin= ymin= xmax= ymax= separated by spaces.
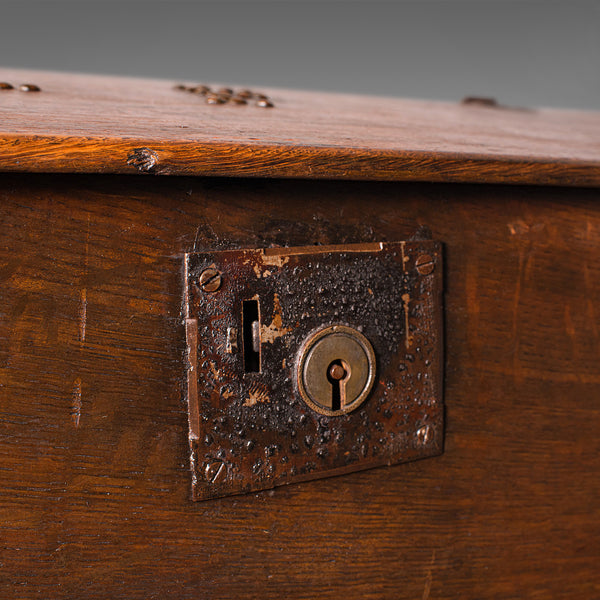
xmin=0 ymin=67 xmax=599 ymax=186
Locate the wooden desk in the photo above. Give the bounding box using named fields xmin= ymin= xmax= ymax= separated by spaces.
xmin=0 ymin=69 xmax=599 ymax=598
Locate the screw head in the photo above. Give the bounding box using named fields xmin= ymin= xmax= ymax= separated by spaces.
xmin=203 ymin=460 xmax=226 ymax=483
xmin=415 ymin=254 xmax=435 ymax=275
xmin=199 ymin=268 xmax=222 ymax=292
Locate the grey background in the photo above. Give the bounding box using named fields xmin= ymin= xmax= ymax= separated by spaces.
xmin=1 ymin=0 xmax=599 ymax=110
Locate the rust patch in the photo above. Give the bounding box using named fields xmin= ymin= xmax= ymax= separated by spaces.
xmin=260 ymin=252 xmax=290 ymax=268
xmin=401 ymin=293 xmax=414 ymax=350
xmin=244 ymin=382 xmax=270 ymax=407
xmin=261 ymin=293 xmax=292 ymax=344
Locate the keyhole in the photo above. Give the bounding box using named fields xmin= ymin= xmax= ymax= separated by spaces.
xmin=297 ymin=325 xmax=376 ymax=416
xmin=327 ymin=360 xmax=350 ymax=411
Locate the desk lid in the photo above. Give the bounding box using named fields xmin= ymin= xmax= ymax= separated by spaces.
xmin=0 ymin=68 xmax=599 ymax=186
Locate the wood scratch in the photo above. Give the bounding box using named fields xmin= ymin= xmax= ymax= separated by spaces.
xmin=564 ymin=303 xmax=582 ymax=376
xmin=582 ymin=260 xmax=599 ymax=351
xmin=511 ymin=245 xmax=532 ymax=385
xmin=422 ymin=550 xmax=436 ymax=600
xmin=84 ymin=214 xmax=91 ymax=270
xmin=79 ymin=214 xmax=90 ymax=344
xmin=465 ymin=258 xmax=481 ymax=368
xmin=587 ymin=298 xmax=599 ymax=350
xmin=564 ymin=304 xmax=576 ymax=339
xmin=71 ymin=378 xmax=82 ymax=428
xmin=512 ymin=248 xmax=525 ymax=340
xmin=79 ymin=288 xmax=87 ymax=343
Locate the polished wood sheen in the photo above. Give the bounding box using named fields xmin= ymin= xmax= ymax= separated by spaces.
xmin=1 ymin=69 xmax=599 ymax=598
xmin=0 ymin=173 xmax=599 ymax=598
xmin=0 ymin=68 xmax=599 ymax=186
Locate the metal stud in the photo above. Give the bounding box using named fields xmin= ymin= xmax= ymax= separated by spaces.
xmin=19 ymin=84 xmax=41 ymax=92
xmin=205 ymin=94 xmax=227 ymax=105
xmin=190 ymin=85 xmax=211 ymax=95
xmin=174 ymin=82 xmax=274 ymax=108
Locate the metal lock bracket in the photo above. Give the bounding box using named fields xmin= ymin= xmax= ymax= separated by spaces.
xmin=184 ymin=241 xmax=443 ymax=500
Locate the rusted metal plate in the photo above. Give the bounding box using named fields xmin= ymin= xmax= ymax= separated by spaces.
xmin=184 ymin=241 xmax=443 ymax=501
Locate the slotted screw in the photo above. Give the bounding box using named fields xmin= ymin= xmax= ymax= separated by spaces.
xmin=415 ymin=254 xmax=435 ymax=275
xmin=199 ymin=268 xmax=222 ymax=293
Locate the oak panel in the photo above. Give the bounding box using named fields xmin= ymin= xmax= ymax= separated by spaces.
xmin=0 ymin=175 xmax=598 ymax=598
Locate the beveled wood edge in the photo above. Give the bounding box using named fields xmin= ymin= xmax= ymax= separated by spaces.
xmin=1 ymin=135 xmax=599 ymax=187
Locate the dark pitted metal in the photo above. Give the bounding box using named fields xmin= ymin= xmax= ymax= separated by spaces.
xmin=185 ymin=241 xmax=444 ymax=501
xmin=198 ymin=268 xmax=223 ymax=293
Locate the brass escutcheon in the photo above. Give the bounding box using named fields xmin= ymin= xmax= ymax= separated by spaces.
xmin=296 ymin=325 xmax=376 ymax=416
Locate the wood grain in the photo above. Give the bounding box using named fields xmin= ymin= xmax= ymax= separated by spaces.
xmin=0 ymin=174 xmax=598 ymax=598
xmin=0 ymin=68 xmax=599 ymax=186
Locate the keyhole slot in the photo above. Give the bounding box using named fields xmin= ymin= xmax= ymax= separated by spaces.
xmin=242 ymin=299 xmax=261 ymax=372
xmin=327 ymin=359 xmax=350 ymax=411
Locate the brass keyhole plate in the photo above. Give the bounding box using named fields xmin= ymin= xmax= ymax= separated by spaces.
xmin=185 ymin=241 xmax=443 ymax=501
xmin=297 ymin=324 xmax=376 ymax=416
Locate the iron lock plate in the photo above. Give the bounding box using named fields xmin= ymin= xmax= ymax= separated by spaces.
xmin=184 ymin=241 xmax=443 ymax=501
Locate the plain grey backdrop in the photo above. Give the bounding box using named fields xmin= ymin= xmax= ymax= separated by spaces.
xmin=1 ymin=0 xmax=599 ymax=110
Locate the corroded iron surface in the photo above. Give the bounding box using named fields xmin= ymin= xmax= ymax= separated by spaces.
xmin=185 ymin=241 xmax=443 ymax=500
